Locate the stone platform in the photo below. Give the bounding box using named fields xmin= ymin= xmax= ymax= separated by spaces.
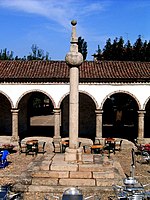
xmin=13 ymin=152 xmax=125 ymax=197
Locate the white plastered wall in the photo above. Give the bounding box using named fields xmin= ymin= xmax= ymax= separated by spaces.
xmin=0 ymin=82 xmax=150 ymax=109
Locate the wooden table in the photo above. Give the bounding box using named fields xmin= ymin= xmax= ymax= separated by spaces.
xmin=26 ymin=140 xmax=38 ymax=155
xmin=91 ymin=144 xmax=104 ymax=154
xmin=0 ymin=145 xmax=15 ymax=152
xmin=105 ymin=138 xmax=115 ymax=143
xmin=61 ymin=140 xmax=69 ymax=153
xmin=61 ymin=140 xmax=69 ymax=145
xmin=26 ymin=140 xmax=38 ymax=145
xmin=104 ymin=138 xmax=116 ymax=157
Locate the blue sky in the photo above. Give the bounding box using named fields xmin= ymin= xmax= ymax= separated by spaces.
xmin=0 ymin=0 xmax=149 ymax=60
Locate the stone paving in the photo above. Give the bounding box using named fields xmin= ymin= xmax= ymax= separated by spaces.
xmin=1 ymin=137 xmax=149 ymax=199
xmin=8 ymin=151 xmax=124 ymax=200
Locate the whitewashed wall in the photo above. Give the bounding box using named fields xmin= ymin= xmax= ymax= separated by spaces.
xmin=0 ymin=82 xmax=149 ymax=109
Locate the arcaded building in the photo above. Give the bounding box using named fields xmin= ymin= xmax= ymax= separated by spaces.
xmin=0 ymin=60 xmax=150 ymax=143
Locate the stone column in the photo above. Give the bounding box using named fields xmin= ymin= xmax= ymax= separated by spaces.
xmin=11 ymin=109 xmax=19 ymax=142
xmin=53 ymin=108 xmax=61 ymax=153
xmin=95 ymin=109 xmax=103 ymax=142
xmin=137 ymin=110 xmax=146 ymax=143
xmin=65 ymin=20 xmax=83 ymax=162
xmin=53 ymin=108 xmax=61 ymax=139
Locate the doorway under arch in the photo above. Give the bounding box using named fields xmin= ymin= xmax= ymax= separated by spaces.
xmin=102 ymin=92 xmax=139 ymax=141
xmin=18 ymin=91 xmax=54 ymax=139
xmin=0 ymin=93 xmax=12 ymax=136
xmin=60 ymin=92 xmax=96 ymax=141
xmin=144 ymin=99 xmax=150 ymax=138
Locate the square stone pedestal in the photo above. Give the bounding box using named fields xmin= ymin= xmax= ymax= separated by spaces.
xmin=64 ymin=147 xmax=83 ymax=162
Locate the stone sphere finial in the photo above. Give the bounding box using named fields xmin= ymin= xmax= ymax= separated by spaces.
xmin=65 ymin=19 xmax=83 ymax=67
xmin=71 ymin=20 xmax=77 ymax=26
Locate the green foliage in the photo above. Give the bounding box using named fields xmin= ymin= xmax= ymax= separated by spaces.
xmin=0 ymin=44 xmax=51 ymax=60
xmin=27 ymin=44 xmax=50 ymax=60
xmin=78 ymin=36 xmax=88 ymax=60
xmin=0 ymin=48 xmax=14 ymax=60
xmin=94 ymin=35 xmax=150 ymax=61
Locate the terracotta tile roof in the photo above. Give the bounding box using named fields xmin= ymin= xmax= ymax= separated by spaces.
xmin=0 ymin=60 xmax=150 ymax=83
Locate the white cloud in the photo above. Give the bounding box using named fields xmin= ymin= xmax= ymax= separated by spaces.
xmin=0 ymin=0 xmax=108 ymax=30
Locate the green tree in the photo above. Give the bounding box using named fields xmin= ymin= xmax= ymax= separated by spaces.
xmin=145 ymin=40 xmax=150 ymax=61
xmin=117 ymin=37 xmax=125 ymax=60
xmin=133 ymin=35 xmax=143 ymax=61
xmin=92 ymin=45 xmax=102 ymax=61
xmin=27 ymin=44 xmax=50 ymax=60
xmin=103 ymin=38 xmax=112 ymax=60
xmin=141 ymin=40 xmax=148 ymax=61
xmin=0 ymin=48 xmax=14 ymax=60
xmin=111 ymin=37 xmax=118 ymax=60
xmin=78 ymin=36 xmax=88 ymax=60
xmin=124 ymin=40 xmax=133 ymax=61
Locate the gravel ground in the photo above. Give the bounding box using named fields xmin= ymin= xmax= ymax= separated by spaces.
xmin=0 ymin=145 xmax=150 ymax=199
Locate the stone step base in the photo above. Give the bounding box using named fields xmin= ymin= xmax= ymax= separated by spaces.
xmin=12 ymin=153 xmax=125 ymax=196
xmin=23 ymin=188 xmax=115 ymax=200
xmin=28 ymin=185 xmax=117 ymax=193
xmin=31 ymin=178 xmax=123 ymax=188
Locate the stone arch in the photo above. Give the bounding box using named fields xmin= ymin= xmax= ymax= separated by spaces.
xmin=15 ymin=89 xmax=56 ymax=108
xmin=0 ymin=90 xmax=14 ymax=108
xmin=101 ymin=90 xmax=139 ymax=141
xmin=143 ymin=96 xmax=150 ymax=138
xmin=100 ymin=90 xmax=141 ymax=110
xmin=58 ymin=90 xmax=98 ymax=109
xmin=16 ymin=89 xmax=55 ymax=139
xmin=58 ymin=92 xmax=70 ymax=108
xmin=0 ymin=91 xmax=13 ymax=136
xmin=60 ymin=91 xmax=97 ymax=140
xmin=143 ymin=97 xmax=150 ymax=110
xmin=79 ymin=90 xmax=99 ymax=109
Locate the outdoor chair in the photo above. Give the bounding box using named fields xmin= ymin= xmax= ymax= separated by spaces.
xmin=26 ymin=142 xmax=38 ymax=156
xmin=135 ymin=144 xmax=150 ymax=164
xmin=38 ymin=141 xmax=46 ymax=154
xmin=83 ymin=145 xmax=91 ymax=154
xmin=18 ymin=140 xmax=27 ymax=154
xmin=94 ymin=138 xmax=104 ymax=145
xmin=115 ymin=139 xmax=123 ymax=151
xmin=52 ymin=141 xmax=62 ymax=153
xmin=139 ymin=151 xmax=150 ymax=164
xmin=104 ymin=141 xmax=116 ymax=158
xmin=60 ymin=140 xmax=69 ymax=153
xmin=0 ymin=149 xmax=9 ymax=168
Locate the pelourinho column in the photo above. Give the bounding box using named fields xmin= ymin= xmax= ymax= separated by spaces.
xmin=137 ymin=110 xmax=146 ymax=143
xmin=11 ymin=109 xmax=19 ymax=142
xmin=65 ymin=20 xmax=83 ymax=162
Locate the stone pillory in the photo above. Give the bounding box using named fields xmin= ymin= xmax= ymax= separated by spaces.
xmin=65 ymin=20 xmax=83 ymax=162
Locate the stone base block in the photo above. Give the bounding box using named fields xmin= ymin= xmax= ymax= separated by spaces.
xmin=64 ymin=147 xmax=83 ymax=162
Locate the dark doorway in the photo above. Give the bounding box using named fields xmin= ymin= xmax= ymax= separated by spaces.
xmin=102 ymin=93 xmax=138 ymax=141
xmin=60 ymin=93 xmax=96 ymax=140
xmin=144 ymin=100 xmax=150 ymax=138
xmin=0 ymin=94 xmax=12 ymax=136
xmin=18 ymin=92 xmax=54 ymax=139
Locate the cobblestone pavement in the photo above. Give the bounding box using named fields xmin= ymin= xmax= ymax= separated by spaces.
xmin=0 ymin=145 xmax=150 ymax=199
